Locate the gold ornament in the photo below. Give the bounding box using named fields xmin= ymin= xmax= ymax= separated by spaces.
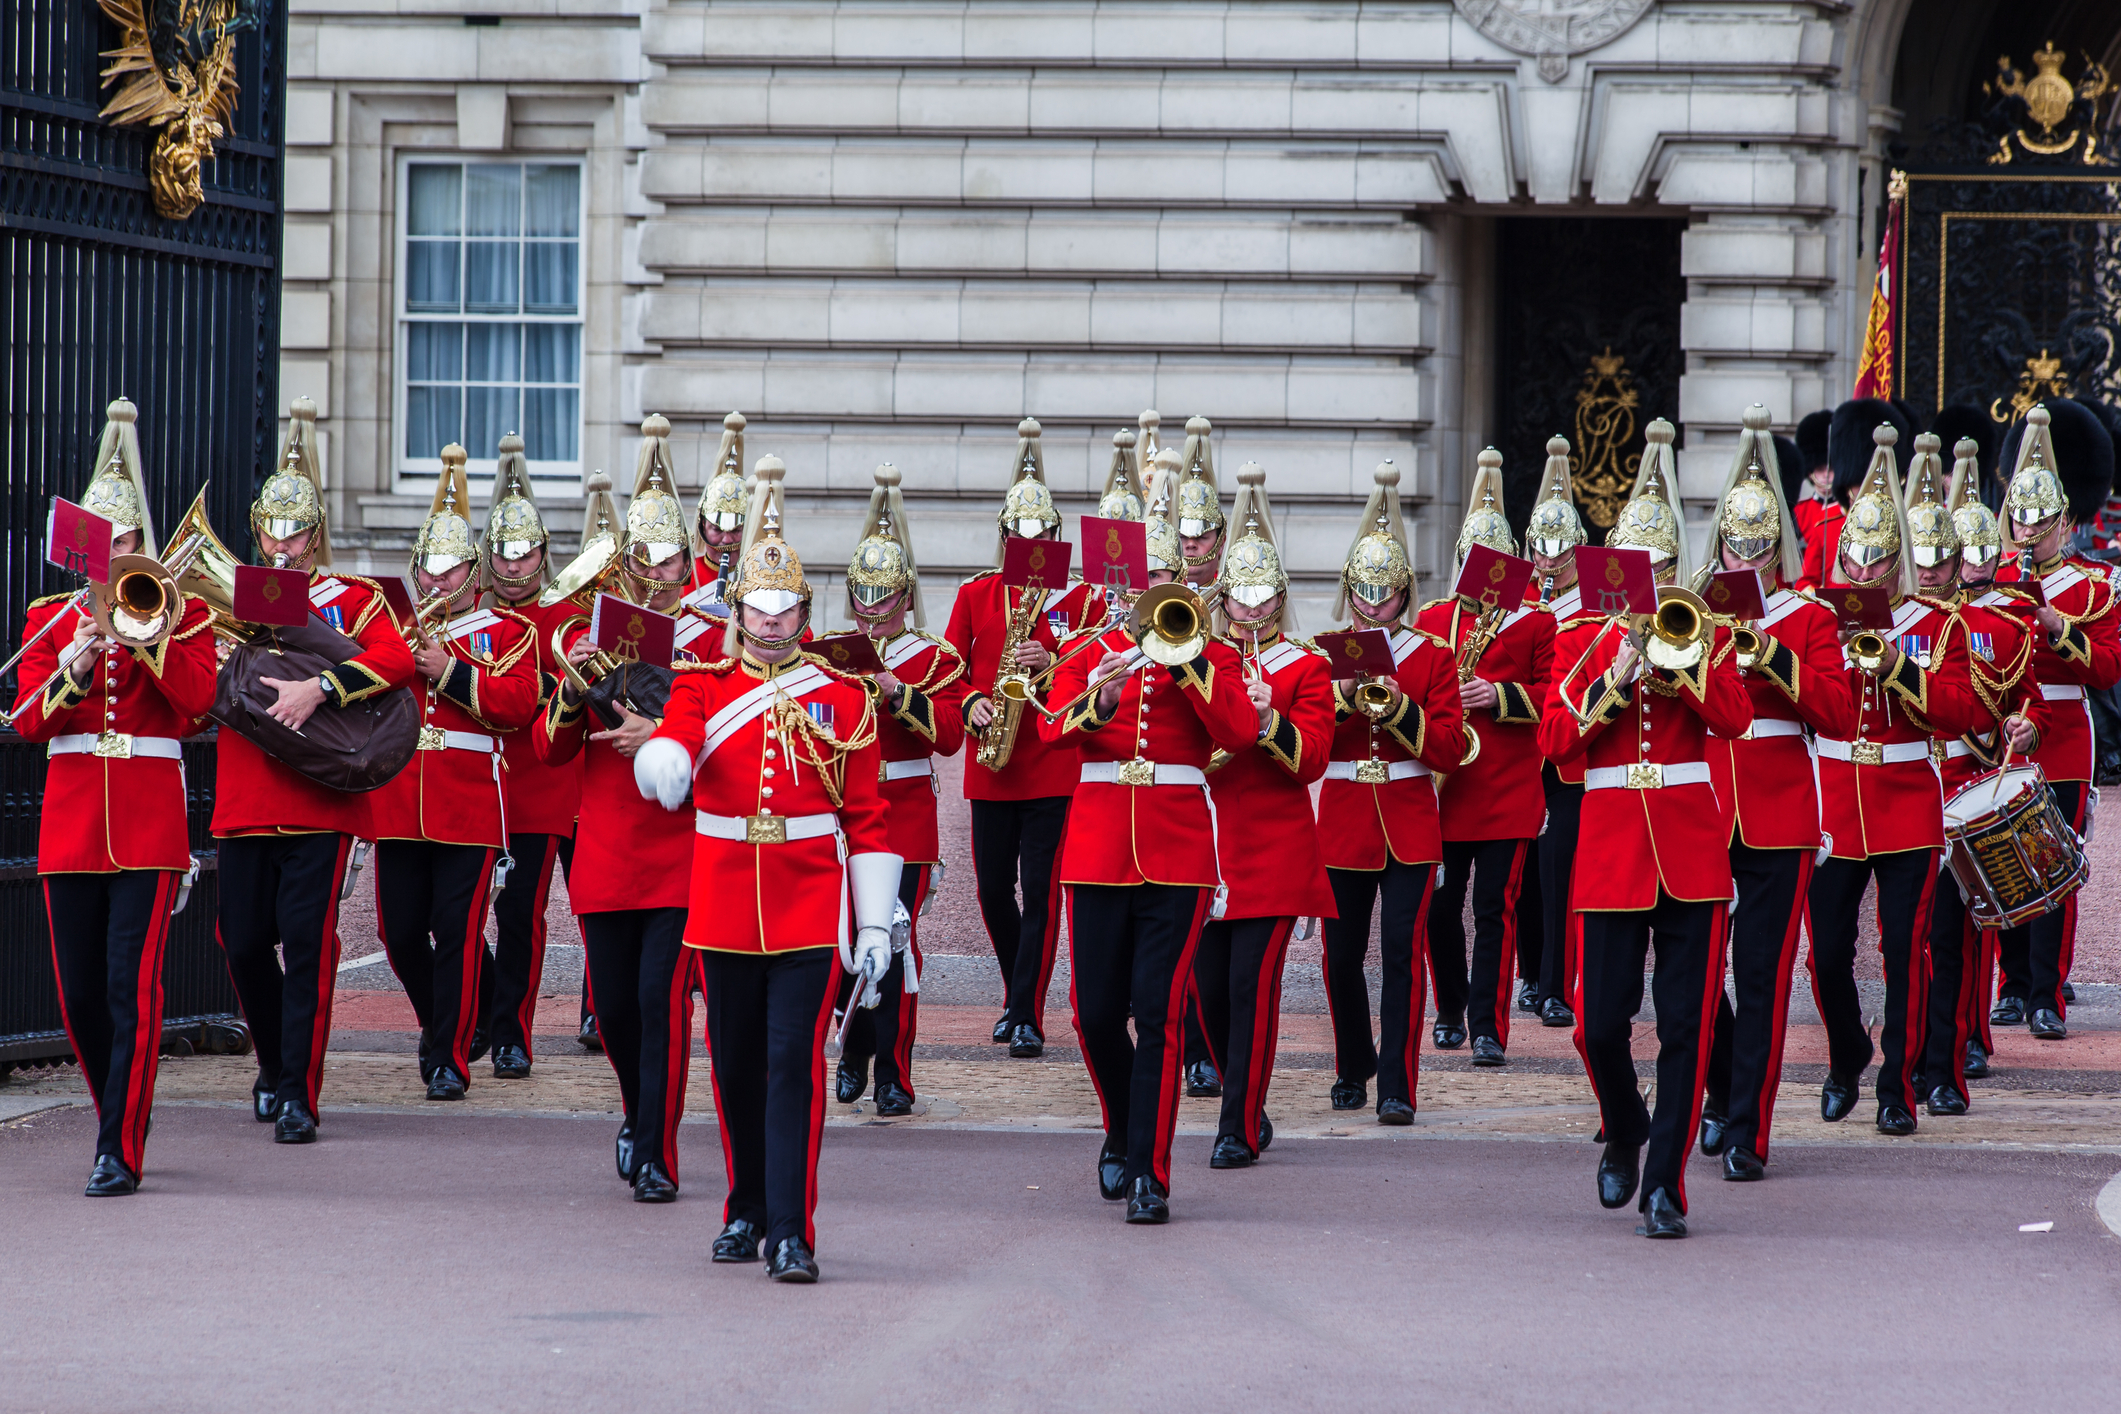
xmin=97 ymin=0 xmax=252 ymax=221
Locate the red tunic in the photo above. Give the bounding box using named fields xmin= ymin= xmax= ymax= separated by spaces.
xmin=1812 ymin=596 xmax=1985 ymax=858
xmin=1206 ymin=634 xmax=1337 ymax=919
xmin=10 ymin=595 xmax=218 ymax=873
xmin=1938 ymin=591 xmax=2048 ymax=795
xmin=945 ymin=571 xmax=1108 ymax=801
xmin=1417 ymin=598 xmax=1553 ymax=840
xmin=1706 ymin=589 xmax=1856 ymax=851
xmin=1798 ymin=502 xmax=1846 ymax=591
xmin=649 ymin=653 xmax=890 ymax=954
xmin=1535 ymin=583 xmax=1607 ymax=787
xmin=1317 ymin=627 xmax=1468 ymax=871
xmin=484 ymin=591 xmax=584 ymax=837
xmin=1996 ymin=554 xmax=2121 ymax=783
xmin=1538 ymin=619 xmax=1755 ymax=910
xmin=871 ymin=630 xmax=969 ymax=865
xmin=1037 ymin=628 xmax=1260 ymax=887
xmin=365 ymin=605 xmax=541 ymax=847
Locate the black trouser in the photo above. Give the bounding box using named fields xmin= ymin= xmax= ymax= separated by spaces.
xmin=1067 ymin=882 xmax=1208 ymax=1190
xmin=478 ymin=832 xmax=571 ymax=1057
xmin=46 ymin=870 xmax=178 ymax=1173
xmin=376 ymin=841 xmax=498 ymax=1084
xmin=1806 ymin=849 xmax=1937 ymax=1114
xmin=1703 ymin=843 xmax=1813 ymax=1161
xmin=1579 ymin=893 xmax=1726 ymax=1212
xmin=1994 ymin=780 xmax=2086 ymax=1017
xmin=1924 ymin=861 xmax=1980 ymax=1109
xmin=582 ymin=907 xmax=695 ymax=1182
xmin=217 ymin=832 xmax=355 ymax=1116
xmin=969 ymin=796 xmax=1068 ymax=1036
xmin=1515 ymin=838 xmax=1544 ymax=993
xmin=700 ymin=948 xmax=836 ymax=1251
xmin=836 ymin=864 xmax=930 ymax=1099
xmin=1187 ymin=915 xmax=1295 ymax=1155
xmin=1538 ymin=769 xmax=1584 ymax=1006
xmin=1322 ymin=860 xmax=1437 ymax=1108
xmin=1426 ymin=838 xmax=1530 ymax=1046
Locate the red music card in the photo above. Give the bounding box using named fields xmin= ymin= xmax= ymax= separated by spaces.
xmin=1998 ymin=578 xmax=2047 ymax=608
xmin=233 ymin=565 xmax=312 ymax=627
xmin=1702 ymin=569 xmax=1768 ymax=621
xmin=590 ymin=593 xmax=676 ymax=667
xmin=1828 ymin=580 xmax=1895 ymax=631
xmin=1080 ymin=517 xmax=1149 ymax=597
xmin=46 ymin=497 xmax=113 ymax=583
xmin=1313 ymin=628 xmax=1395 ymax=676
xmin=1001 ymin=536 xmax=1073 ymax=592
xmin=1573 ymin=546 xmax=1660 ymax=616
xmin=372 ymin=574 xmax=418 ymax=624
xmin=1451 ymin=544 xmax=1535 ymax=612
xmin=811 ymin=632 xmax=886 ymax=675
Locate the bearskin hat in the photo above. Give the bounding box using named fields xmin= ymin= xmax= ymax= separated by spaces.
xmin=1930 ymin=404 xmax=1998 ymax=494
xmin=1829 ymin=399 xmax=1911 ymax=501
xmin=1999 ymin=398 xmax=2116 ymax=523
xmin=1772 ymin=434 xmax=1804 ymax=510
xmin=1794 ymin=409 xmax=1831 ymax=474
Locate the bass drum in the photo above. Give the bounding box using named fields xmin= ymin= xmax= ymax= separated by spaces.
xmin=211 ymin=613 xmax=420 ymax=792
xmin=1941 ymin=764 xmax=2089 ymax=928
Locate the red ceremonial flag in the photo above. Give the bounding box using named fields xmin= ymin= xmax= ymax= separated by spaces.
xmin=1852 ymin=170 xmax=1905 ymax=400
xmin=810 ymin=632 xmax=886 ymax=675
xmin=233 ymin=565 xmax=313 ymax=627
xmin=1702 ymin=569 xmax=1768 ymax=621
xmin=1451 ymin=544 xmax=1535 ymax=612
xmin=1001 ymin=537 xmax=1073 ymax=592
xmin=46 ymin=497 xmax=113 ymax=583
xmin=1079 ymin=517 xmax=1149 ymax=597
xmin=1829 ymin=581 xmax=1895 ymax=631
xmin=1573 ymin=546 xmax=1660 ymax=616
xmin=590 ymin=593 xmax=676 ymax=667
xmin=1312 ymin=628 xmax=1394 ymax=675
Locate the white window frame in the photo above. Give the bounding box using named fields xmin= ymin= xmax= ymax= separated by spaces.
xmin=393 ymin=154 xmax=586 ymax=492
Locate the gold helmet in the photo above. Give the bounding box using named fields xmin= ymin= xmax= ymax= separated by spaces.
xmin=1525 ymin=436 xmax=1586 ymax=557
xmin=1839 ymin=421 xmax=1914 ymax=590
xmin=1142 ymin=467 xmax=1181 ymax=578
xmin=624 ymin=413 xmax=690 ymax=585
xmin=82 ymin=397 xmax=159 ymax=555
xmin=254 ymin=395 xmax=328 ymax=564
xmin=1219 ymin=462 xmax=1296 ymax=634
xmin=848 ymin=463 xmax=924 ymax=627
xmin=1710 ymin=405 xmax=1801 ymax=581
xmin=483 ymin=432 xmax=549 ymax=592
xmin=1455 ymin=447 xmax=1516 ymax=562
xmin=694 ymin=410 xmax=749 ymax=544
xmin=1174 ymin=416 xmax=1225 ymax=554
xmin=2002 ymin=403 xmax=2068 ymax=531
xmin=724 ymin=458 xmax=809 ymax=656
xmin=995 ymin=417 xmax=1060 ymax=546
xmin=1097 ymin=428 xmax=1145 ymax=522
xmin=1903 ymin=432 xmax=1960 ymax=569
xmin=1608 ymin=419 xmax=1687 ymax=580
xmin=1949 ymin=437 xmax=2003 ymax=569
xmin=412 ymin=444 xmax=478 ymax=576
xmin=1337 ymin=461 xmax=1413 ymax=627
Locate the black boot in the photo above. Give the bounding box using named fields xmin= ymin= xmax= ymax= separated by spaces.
xmin=1638 ymin=1187 xmax=1686 ymax=1238
xmin=632 ymin=1160 xmax=677 ymax=1203
xmin=1185 ymin=1059 xmax=1221 ymax=1097
xmin=711 ymin=1218 xmax=763 ymax=1263
xmin=273 ymin=1099 xmax=319 ymax=1144
xmin=834 ymin=1055 xmax=869 ymax=1105
xmin=84 ymin=1154 xmax=138 ymax=1197
xmin=1209 ymin=1135 xmax=1253 ymax=1169
xmin=615 ymin=1121 xmax=637 ymax=1182
xmin=1596 ymin=1142 xmax=1640 ymax=1209
xmin=1698 ymin=1107 xmax=1730 ymax=1157
xmin=766 ymin=1237 xmax=819 ymax=1282
xmin=252 ymin=1076 xmax=281 ymax=1123
xmin=1124 ymin=1176 xmax=1170 ymax=1224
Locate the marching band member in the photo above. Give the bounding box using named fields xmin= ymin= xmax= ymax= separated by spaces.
xmin=1790 ymin=409 xmax=1834 ymax=575
xmin=475 ymin=433 xmax=579 ymax=1079
xmin=1171 ymin=416 xmax=1226 ymax=594
xmin=1193 ymin=469 xmax=1335 ymax=1169
xmin=13 ymin=401 xmax=216 ymax=1194
xmin=570 ymin=473 xmax=620 ymax=1055
xmin=1805 ymin=424 xmax=1983 ymax=1136
xmin=1317 ymin=465 xmax=1468 ymax=1123
xmin=1801 ymin=400 xmax=1910 ymax=589
xmin=537 ymin=437 xmax=711 ymax=1202
xmin=1036 ymin=507 xmax=1260 ymax=1224
xmin=1419 ymin=450 xmax=1552 ymax=1065
xmin=945 ymin=420 xmax=1105 ymax=1059
xmin=831 ymin=466 xmax=969 ymax=1117
xmin=1539 ymin=419 xmax=1754 ymax=1239
xmin=1526 ymin=438 xmax=1592 ymax=1029
xmin=634 ymin=491 xmax=897 ymax=1283
xmin=1990 ymin=402 xmax=2120 ymax=1041
xmin=1097 ymin=427 xmax=1147 ymax=523
xmin=1696 ymin=408 xmax=1855 ymax=1181
xmin=214 ymin=398 xmax=415 ymax=1144
xmin=370 ymin=446 xmax=541 ymax=1102
xmin=687 ymin=410 xmax=750 ymax=615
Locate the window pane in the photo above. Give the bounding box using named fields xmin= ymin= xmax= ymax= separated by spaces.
xmin=406 ymin=241 xmax=460 ymax=312
xmin=524 ymin=388 xmax=580 ymax=462
xmin=524 ymin=165 xmax=579 ymax=238
xmin=466 ymin=164 xmax=521 ymax=237
xmin=407 ymin=165 xmax=461 ymax=237
xmin=523 ymin=323 xmax=579 ymax=384
xmin=466 ymin=386 xmax=518 ymax=457
xmin=523 ymin=243 xmax=577 ymax=314
xmin=406 ymin=322 xmax=463 ymax=381
xmin=406 ymin=385 xmax=462 ymax=460
xmin=466 ymin=323 xmax=521 ymax=383
xmin=465 ymin=241 xmax=519 ymax=312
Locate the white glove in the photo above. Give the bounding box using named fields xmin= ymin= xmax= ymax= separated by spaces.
xmin=851 ymin=927 xmax=892 ymax=1009
xmin=633 ymin=737 xmax=693 ymax=811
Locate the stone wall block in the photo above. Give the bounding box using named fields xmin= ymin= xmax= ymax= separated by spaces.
xmin=1028 ymin=74 xmax=1163 ymax=133
xmin=1226 ymin=147 xmax=1349 ymax=206
xmin=677 ymin=9 xmax=832 ymax=59
xmin=1158 ymin=74 xmax=1294 ymax=134
xmin=960 ymin=284 xmax=1091 ymax=346
xmin=281 ymin=291 xmax=332 ymax=350
xmin=641 ymin=361 xmax=763 ymax=418
xmin=284 ymin=220 xmax=334 ymax=282
xmin=769 ymin=73 xmax=898 ymax=130
xmin=1155 ymin=216 xmax=1289 ymax=276
xmin=898 ymin=213 xmax=1029 ymax=273
xmin=1091 ymin=284 xmax=1218 ymax=347
xmin=833 ymin=8 xmax=966 ymax=61
xmin=1678 ymin=371 xmax=1794 ymax=429
xmin=286 ymin=87 xmax=334 ymax=147
xmin=964 ymin=8 xmax=1096 ymax=62
xmin=1288 ymin=217 xmax=1427 ymax=278
xmin=766 ymin=213 xmax=896 ymax=272
xmin=1094 ymin=144 xmax=1224 ymax=204
xmin=1091 ymin=8 xmax=1225 ymax=61
xmin=962 ymin=141 xmax=1095 ymax=202
xmin=1224 ymin=7 xmax=1356 ymax=64
xmin=1414 ymin=86 xmax=1512 ymax=204
xmin=764 ymin=357 xmax=896 ymax=418
xmin=1352 ymin=149 xmax=1449 ymax=207
xmin=1589 ymin=86 xmax=1689 ymax=203
xmin=1220 ymin=287 xmax=1356 ymax=349
xmin=644 ymin=77 xmax=769 ymax=130
xmin=1028 ymin=214 xmax=1159 ymax=273
xmin=1350 ymin=9 xmax=1454 ymax=65
xmin=1021 ymin=362 xmax=1160 ymax=423
xmin=1157 ymin=364 xmax=1288 ymax=422
xmin=1351 ymin=286 xmax=1424 ymax=351
xmin=284 ymin=154 xmax=334 ymax=212
xmin=1286 ymin=361 xmax=1422 ymax=427
xmin=638 ymin=216 xmax=767 ymax=272
xmin=1291 ymin=79 xmax=1419 ymax=137
xmin=899 ymin=72 xmax=1031 ymax=132
xmin=834 ymin=143 xmax=961 ymax=202
xmin=830 ymin=283 xmax=962 ymax=345
xmin=893 ymin=357 xmax=1027 ymax=420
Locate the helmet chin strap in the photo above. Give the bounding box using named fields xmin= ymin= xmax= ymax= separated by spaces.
xmin=740 ymin=605 xmax=811 ymax=653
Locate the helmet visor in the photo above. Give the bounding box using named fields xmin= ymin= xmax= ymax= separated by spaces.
xmin=850 ymin=581 xmax=901 ymax=607
xmin=1530 ymin=537 xmax=1576 ymax=558
xmin=703 ymin=510 xmax=743 ymax=533
xmin=739 ymin=588 xmax=802 ymax=615
xmin=1009 ymin=518 xmax=1051 ymax=539
xmin=1225 ymin=583 xmax=1280 ymax=608
xmin=1961 ymin=542 xmax=2000 ymax=567
xmin=1843 ymin=538 xmax=1898 ymax=569
xmin=1911 ymin=543 xmax=1958 ymax=568
xmin=262 ymin=516 xmax=313 ymax=541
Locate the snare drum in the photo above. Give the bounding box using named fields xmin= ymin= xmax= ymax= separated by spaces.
xmin=1941 ymin=764 xmax=2089 ymax=927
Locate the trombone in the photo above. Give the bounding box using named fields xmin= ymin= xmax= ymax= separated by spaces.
xmin=1026 ymin=582 xmax=1215 ymax=720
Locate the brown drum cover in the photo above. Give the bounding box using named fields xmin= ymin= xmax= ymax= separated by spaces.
xmin=1942 ymin=765 xmax=2089 ymax=928
xmin=210 ymin=613 xmax=419 ymax=792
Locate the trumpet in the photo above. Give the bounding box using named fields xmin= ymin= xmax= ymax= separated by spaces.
xmin=1731 ymin=625 xmax=1766 ymax=670
xmin=1452 ymin=604 xmax=1506 ymax=766
xmin=1030 ymin=583 xmax=1216 ymax=720
xmin=539 ymin=533 xmax=623 ymax=609
xmin=402 ymin=587 xmax=454 ymax=646
xmin=0 ymin=532 xmax=200 ymax=721
xmin=1633 ymin=587 xmax=1711 ymax=672
xmin=1849 ymin=630 xmax=1890 ymax=674
xmin=1351 ymin=677 xmax=1397 ymax=719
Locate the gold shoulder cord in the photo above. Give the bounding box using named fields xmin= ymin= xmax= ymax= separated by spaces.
xmin=775 ymin=684 xmax=880 ymax=807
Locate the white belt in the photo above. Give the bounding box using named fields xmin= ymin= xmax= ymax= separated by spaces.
xmin=47 ymin=732 xmax=182 ymax=761
xmin=2041 ymin=684 xmax=2086 ymax=701
xmin=695 ymin=810 xmax=840 ymax=845
xmin=1080 ymin=760 xmax=1208 ymax=787
xmin=1584 ymin=761 xmax=1711 ymax=791
xmin=881 ymin=758 xmax=933 ymax=781
xmin=1324 ymin=758 xmax=1430 ymax=782
xmin=1817 ymin=738 xmax=1932 ymax=765
xmin=1736 ymin=718 xmax=1805 ymax=741
xmin=417 ymin=728 xmax=496 ymax=753
xmin=1941 ymin=741 xmax=1971 ymax=760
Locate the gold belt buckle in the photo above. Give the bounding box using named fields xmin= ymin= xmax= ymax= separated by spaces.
xmin=93 ymin=731 xmax=134 ymax=759
xmin=745 ymin=814 xmax=787 ymax=845
xmin=417 ymin=725 xmax=448 ymax=751
xmin=1117 ymin=757 xmax=1156 ymax=787
xmin=1930 ymin=741 xmax=1947 ymax=765
xmin=1627 ymin=762 xmax=1664 ymax=790
xmin=1851 ymin=740 xmax=1884 ymax=766
xmin=1354 ymin=758 xmax=1390 ymax=785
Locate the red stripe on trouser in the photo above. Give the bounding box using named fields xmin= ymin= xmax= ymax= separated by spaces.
xmin=660 ymin=948 xmax=695 ymax=1182
xmin=2056 ymin=788 xmax=2088 ymax=1019
xmin=890 ymin=868 xmax=930 ymax=1095
xmin=1493 ymin=841 xmax=1529 ymax=1049
xmin=1972 ymin=926 xmax=1998 ymax=1052
xmin=515 ymin=836 xmax=561 ymax=1062
xmin=1148 ymin=890 xmax=1215 ymax=1190
xmin=1031 ymin=803 xmax=1071 ymax=1034
xmin=306 ymin=836 xmax=355 ymax=1115
xmin=1064 ymin=888 xmax=1117 ymax=1137
xmin=1567 ymin=908 xmax=1595 ymax=1099
xmin=801 ymin=956 xmax=839 ymax=1249
xmin=43 ymin=879 xmax=92 ymax=1121
xmin=1749 ymin=851 xmax=1813 ymax=1163
xmin=1899 ymin=864 xmax=1937 ymax=1107
xmin=1943 ymin=899 xmax=1980 ymax=1107
xmin=449 ymin=851 xmax=497 ymax=1076
xmin=1241 ymin=917 xmax=1296 ymax=1156
xmin=1403 ymin=873 xmax=1437 ymax=1114
xmin=112 ymin=873 xmax=180 ymax=1174
xmin=703 ymin=979 xmax=743 ymax=1223
xmin=1674 ymin=902 xmax=1730 ymax=1215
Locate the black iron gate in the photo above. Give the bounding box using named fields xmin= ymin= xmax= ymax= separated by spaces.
xmin=2 ymin=0 xmax=285 ymax=1065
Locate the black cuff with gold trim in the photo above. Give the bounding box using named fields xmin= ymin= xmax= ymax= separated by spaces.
xmin=1492 ymin=681 xmax=1539 ymax=725
xmin=40 ymin=668 xmax=89 ymax=719
xmin=437 ymin=660 xmax=479 ymax=714
xmin=1756 ymin=638 xmax=1801 ymax=702
xmin=1382 ymin=697 xmax=1425 ymax=758
xmin=546 ymin=690 xmax=586 ymax=734
xmin=891 ymin=685 xmax=938 ymax=742
xmin=1879 ymin=652 xmax=1928 ymax=714
xmin=321 ymin=658 xmax=392 ymax=707
xmin=1169 ymin=654 xmax=1215 ymax=697
xmin=1261 ymin=709 xmax=1303 ymax=773
xmin=2055 ymin=622 xmax=2092 ymax=665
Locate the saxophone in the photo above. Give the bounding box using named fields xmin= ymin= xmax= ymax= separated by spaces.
xmin=1453 ymin=603 xmax=1506 ymax=767
xmin=975 ymin=585 xmax=1043 ymax=770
